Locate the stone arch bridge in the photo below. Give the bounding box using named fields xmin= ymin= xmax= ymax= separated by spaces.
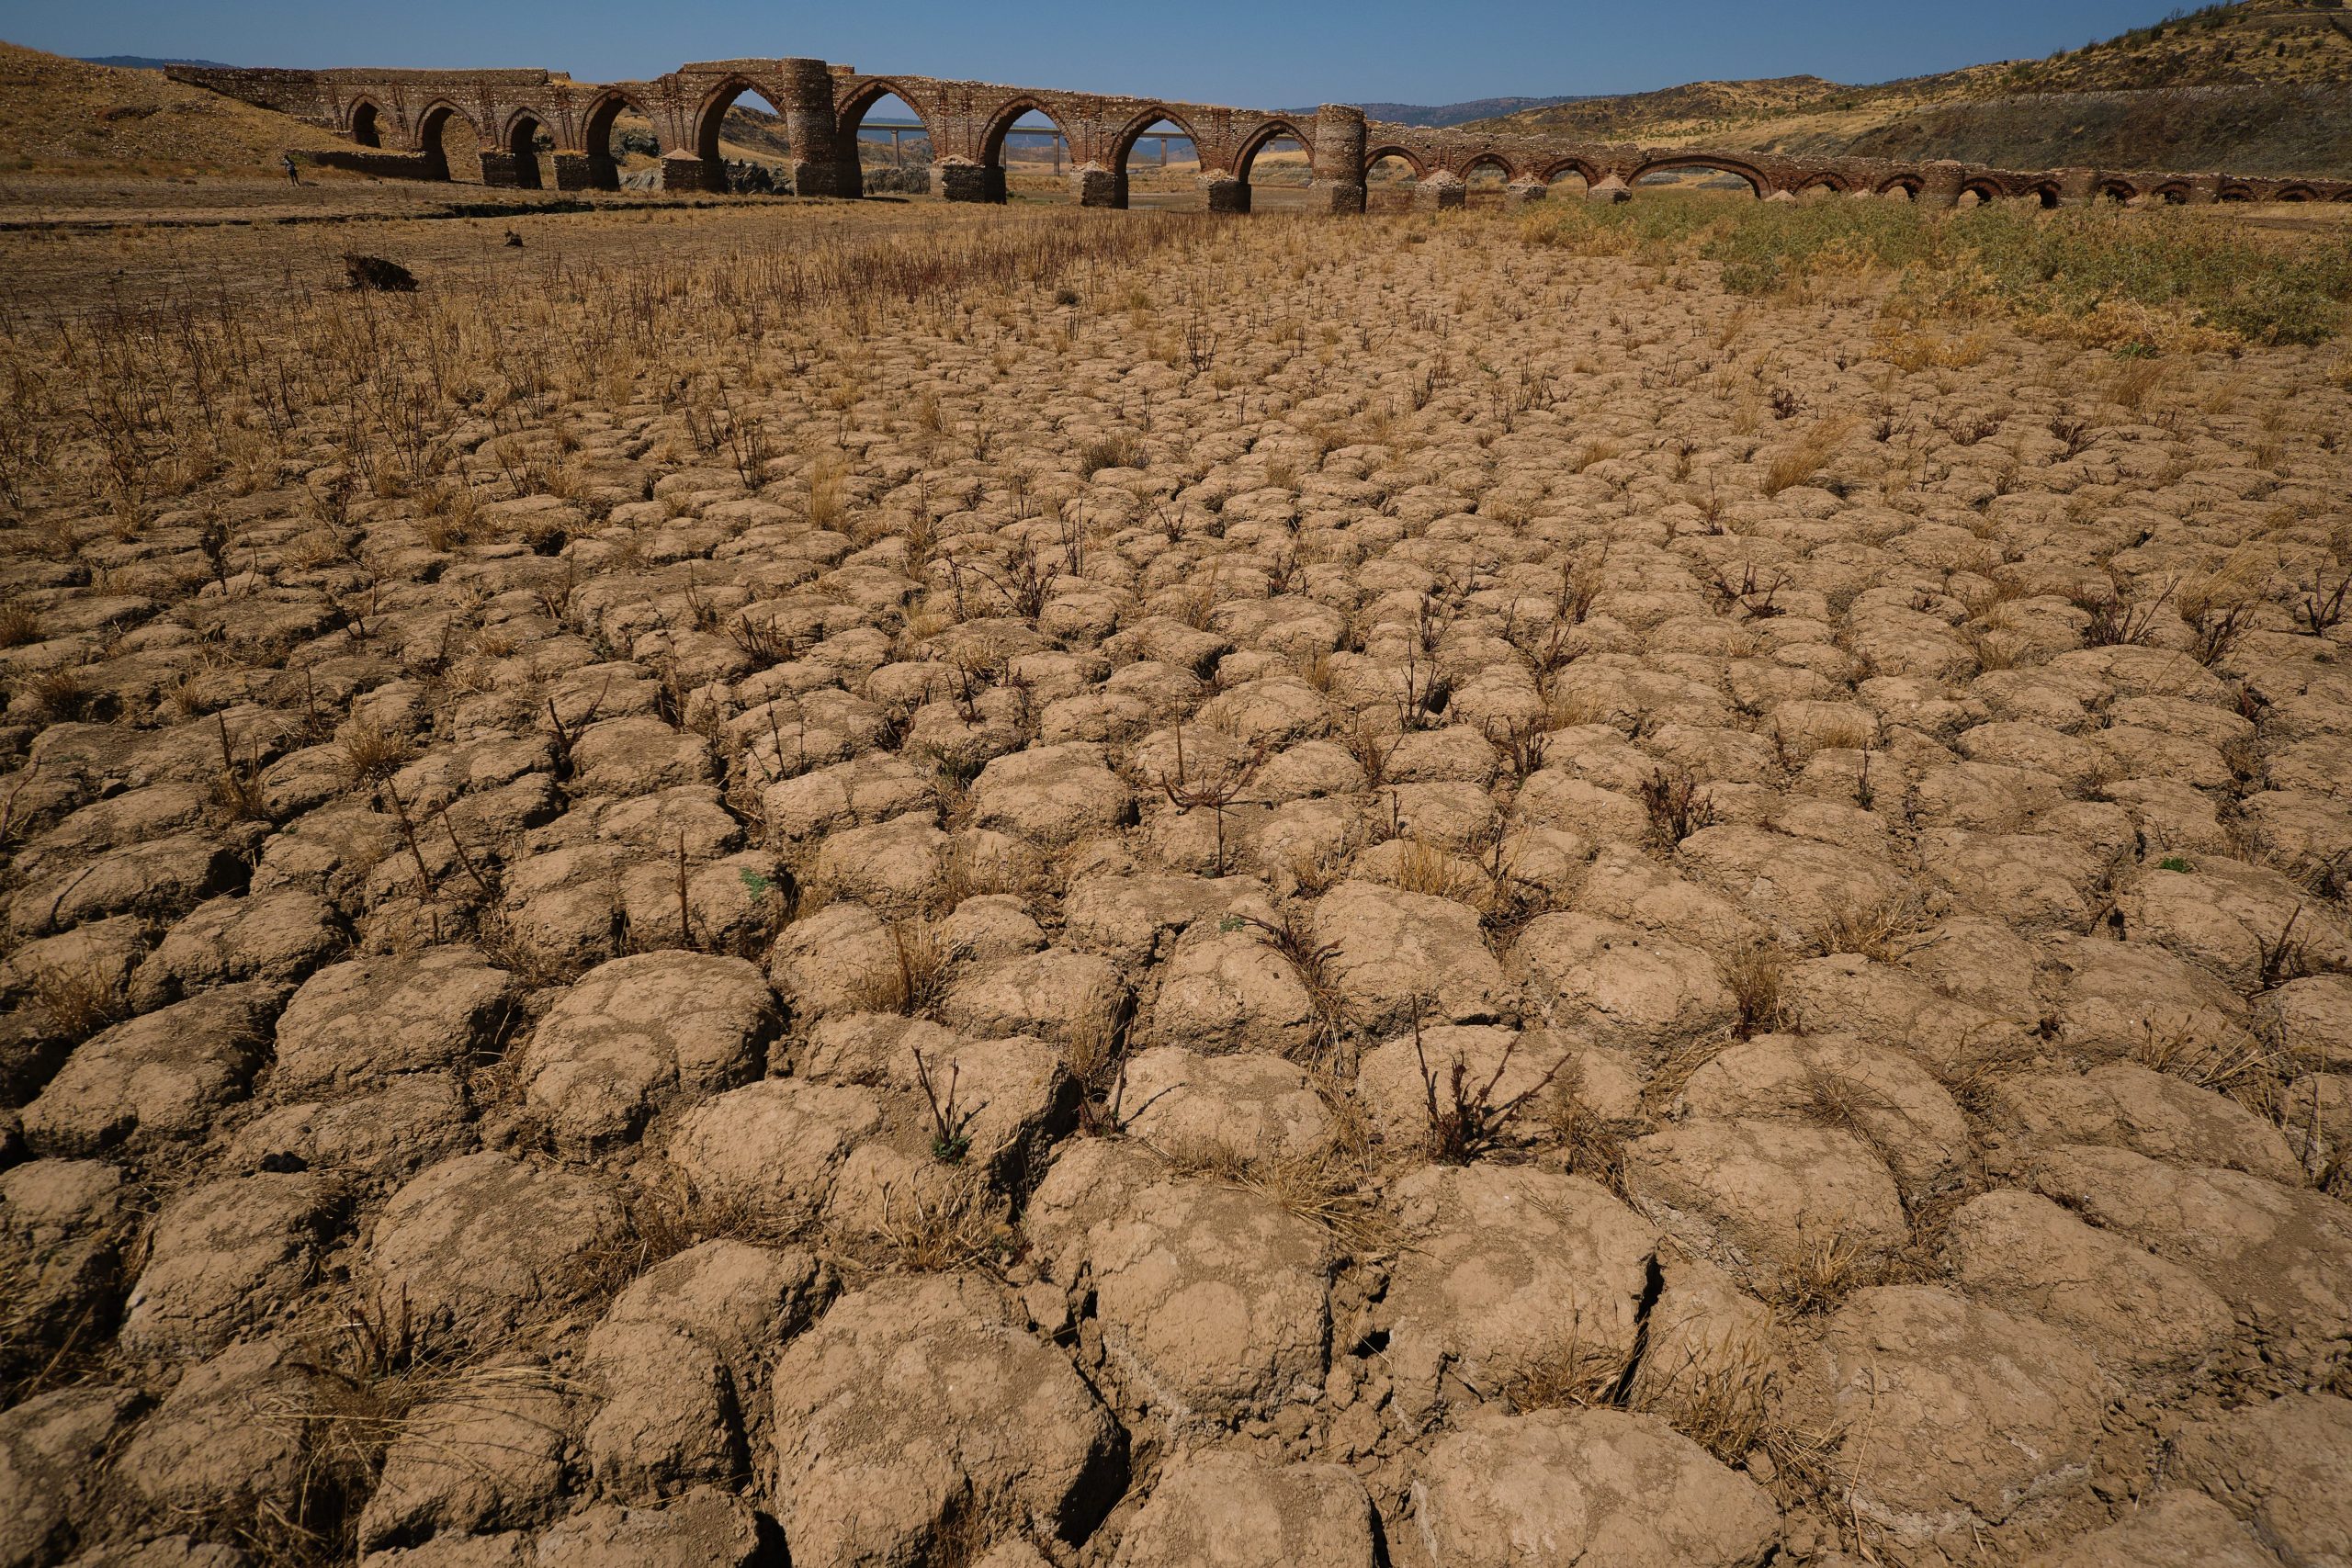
xmin=171 ymin=58 xmax=2352 ymax=211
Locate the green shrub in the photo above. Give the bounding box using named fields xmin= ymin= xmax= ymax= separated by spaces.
xmin=2200 ymin=276 xmax=2348 ymax=345
xmin=1522 ymin=191 xmax=2352 ymax=346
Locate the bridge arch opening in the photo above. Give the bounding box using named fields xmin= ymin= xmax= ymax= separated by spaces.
xmin=416 ymin=102 xmax=477 ymax=182
xmin=503 ymin=110 xmax=552 ymax=189
xmin=980 ymin=98 xmax=1075 ymax=203
xmin=2276 ymin=186 xmax=2318 ymax=203
xmin=1365 ymin=148 xmax=1422 ymax=213
xmin=1539 ymin=159 xmax=1594 ymax=199
xmin=1634 ymin=158 xmax=1767 ymax=198
xmin=837 ymin=84 xmax=931 ymax=197
xmin=2096 ymin=179 xmax=2140 ymax=204
xmin=1112 ymin=112 xmax=1200 ymax=209
xmin=2025 ymin=183 xmax=2063 ymax=209
xmin=580 ymin=93 xmax=650 ymax=191
xmin=693 ymin=79 xmax=792 ymax=194
xmin=1235 ymin=119 xmax=1314 ymax=212
xmin=1464 ymin=154 xmax=1512 ymax=206
xmin=1634 ymin=160 xmax=1765 ymax=197
xmin=348 ymin=99 xmax=382 ymax=148
xmin=1790 ymin=173 xmax=1847 ymax=202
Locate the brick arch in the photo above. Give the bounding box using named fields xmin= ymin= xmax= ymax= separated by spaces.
xmin=1875 ymin=171 xmax=1924 ymax=197
xmin=978 ymin=94 xmax=1074 ymax=168
xmin=580 ymin=89 xmax=648 ymax=187
xmin=691 ymin=73 xmax=786 ymax=168
xmin=1958 ymin=176 xmax=2006 ymax=205
xmin=413 ymin=98 xmax=480 ymax=152
xmin=1363 ymin=143 xmax=1428 ymax=180
xmin=2024 ymin=180 xmax=2065 ymax=209
xmin=501 ymin=105 xmax=557 ymax=189
xmin=344 ymin=95 xmax=390 ymax=146
xmin=1786 ymin=169 xmax=1849 ymax=195
xmin=2275 ymin=184 xmax=2319 ymax=202
xmin=1111 ymin=105 xmax=1204 ymax=169
xmin=501 ymin=104 xmax=556 ymax=146
xmin=2219 ymin=182 xmax=2256 ymax=202
xmin=1460 ymin=151 xmax=1516 ymax=184
xmin=1632 ymin=153 xmax=1769 ymax=197
xmin=1536 ymin=155 xmax=1603 ymax=186
xmin=2148 ymin=180 xmax=2193 ymax=205
xmin=1241 ymin=114 xmax=1317 ymax=173
xmin=1234 ymin=116 xmax=1315 ymax=183
xmin=413 ymin=100 xmax=478 ymax=179
xmin=836 ymin=76 xmax=935 ymax=144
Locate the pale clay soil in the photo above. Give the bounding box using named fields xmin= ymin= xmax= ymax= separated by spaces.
xmin=3 ymin=200 xmax=2352 ymax=1568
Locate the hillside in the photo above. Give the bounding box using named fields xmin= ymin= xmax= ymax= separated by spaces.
xmin=78 ymin=55 xmax=237 ymax=71
xmin=1467 ymin=0 xmax=2352 ymax=177
xmin=1331 ymin=96 xmax=1592 ymax=129
xmin=0 ymin=40 xmax=349 ymax=175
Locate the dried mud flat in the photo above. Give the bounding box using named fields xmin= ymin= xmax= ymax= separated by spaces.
xmin=2 ymin=195 xmax=2351 ymax=1568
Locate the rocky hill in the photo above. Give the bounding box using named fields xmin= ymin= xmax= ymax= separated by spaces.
xmin=1466 ymin=0 xmax=2352 ymax=177
xmin=0 ymin=41 xmax=350 ymax=174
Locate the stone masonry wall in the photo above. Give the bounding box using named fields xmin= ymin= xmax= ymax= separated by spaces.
xmin=168 ymin=59 xmax=2352 ymax=209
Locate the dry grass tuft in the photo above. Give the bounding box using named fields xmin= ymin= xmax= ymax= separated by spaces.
xmin=1719 ymin=941 xmax=1787 ymax=1039
xmin=1767 ymin=1229 xmax=1894 ymax=1317
xmin=1759 ymin=417 xmax=1852 ymax=497
xmin=1810 ymin=891 xmax=1931 ymax=964
xmin=337 ymin=720 xmax=410 ymax=787
xmin=1150 ymin=1135 xmax=1389 ymax=1254
xmin=1638 ymin=766 xmax=1716 ymax=847
xmin=876 ymin=1167 xmax=1010 ymax=1273
xmin=28 ymin=961 xmax=129 ymax=1041
xmin=847 ymin=920 xmax=951 ymax=1018
xmin=1498 ymin=1314 xmax=1627 ymax=1412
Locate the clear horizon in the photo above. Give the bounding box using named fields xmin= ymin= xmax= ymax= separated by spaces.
xmin=2 ymin=0 xmax=2216 ymax=107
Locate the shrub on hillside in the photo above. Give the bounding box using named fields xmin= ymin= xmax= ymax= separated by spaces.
xmin=1524 ymin=190 xmax=2352 ymax=346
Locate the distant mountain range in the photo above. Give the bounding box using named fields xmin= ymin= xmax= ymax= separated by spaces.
xmin=1292 ymin=96 xmax=1597 ymax=128
xmin=79 ymin=55 xmax=237 ymax=71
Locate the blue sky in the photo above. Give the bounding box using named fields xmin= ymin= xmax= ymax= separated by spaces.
xmin=5 ymin=0 xmax=2188 ymax=105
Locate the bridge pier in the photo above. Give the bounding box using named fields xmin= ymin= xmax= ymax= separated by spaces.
xmin=775 ymin=58 xmax=855 ymax=198
xmin=1916 ymin=160 xmax=1966 ymax=211
xmin=1587 ymin=175 xmax=1631 ymax=203
xmin=551 ymin=151 xmax=602 ymax=191
xmin=933 ymin=162 xmax=1006 ymax=203
xmin=1204 ymin=176 xmax=1249 ymax=213
xmin=1415 ymin=174 xmax=1465 ymax=211
xmin=660 ymin=152 xmax=723 ymax=192
xmin=1071 ymin=166 xmax=1122 ymax=208
xmin=479 ymin=152 xmax=531 ymax=188
xmin=1312 ymin=105 xmax=1367 ymax=216
xmin=1308 ymin=181 xmax=1367 ymax=215
xmin=1505 ymin=181 xmax=1548 ymax=204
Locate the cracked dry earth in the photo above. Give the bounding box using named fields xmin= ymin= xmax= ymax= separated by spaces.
xmin=3 ymin=202 xmax=2352 ymax=1568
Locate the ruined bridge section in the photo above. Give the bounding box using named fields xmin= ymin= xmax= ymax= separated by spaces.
xmin=170 ymin=59 xmax=2352 ymax=209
